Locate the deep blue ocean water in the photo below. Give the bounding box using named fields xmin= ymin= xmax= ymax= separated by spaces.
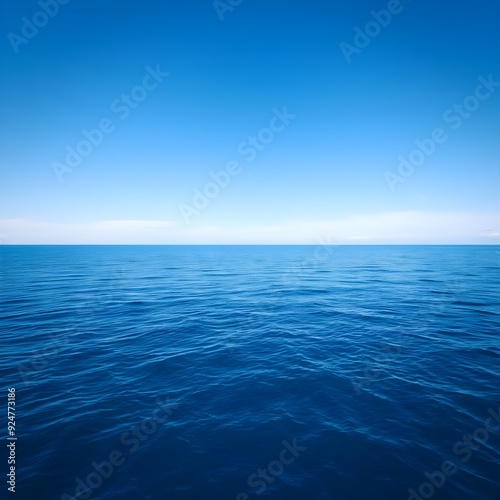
xmin=1 ymin=245 xmax=499 ymax=500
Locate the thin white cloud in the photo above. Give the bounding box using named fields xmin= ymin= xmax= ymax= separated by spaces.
xmin=481 ymin=230 xmax=500 ymax=238
xmin=0 ymin=219 xmax=176 ymax=244
xmin=0 ymin=212 xmax=499 ymax=244
xmin=175 ymin=212 xmax=500 ymax=244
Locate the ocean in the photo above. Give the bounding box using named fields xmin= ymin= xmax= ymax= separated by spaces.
xmin=1 ymin=245 xmax=499 ymax=500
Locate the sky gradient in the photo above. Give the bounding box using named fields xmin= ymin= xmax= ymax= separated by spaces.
xmin=1 ymin=0 xmax=499 ymax=244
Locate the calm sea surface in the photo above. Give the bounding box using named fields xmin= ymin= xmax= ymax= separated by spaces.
xmin=1 ymin=245 xmax=499 ymax=500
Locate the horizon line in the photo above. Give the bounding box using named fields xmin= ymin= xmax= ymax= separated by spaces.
xmin=1 ymin=243 xmax=499 ymax=247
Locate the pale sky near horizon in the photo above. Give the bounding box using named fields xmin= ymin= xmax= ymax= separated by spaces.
xmin=1 ymin=0 xmax=499 ymax=244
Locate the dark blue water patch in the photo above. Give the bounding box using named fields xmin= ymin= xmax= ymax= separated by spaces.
xmin=0 ymin=245 xmax=499 ymax=500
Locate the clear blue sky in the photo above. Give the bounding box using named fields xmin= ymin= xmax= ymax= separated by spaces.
xmin=1 ymin=0 xmax=499 ymax=244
